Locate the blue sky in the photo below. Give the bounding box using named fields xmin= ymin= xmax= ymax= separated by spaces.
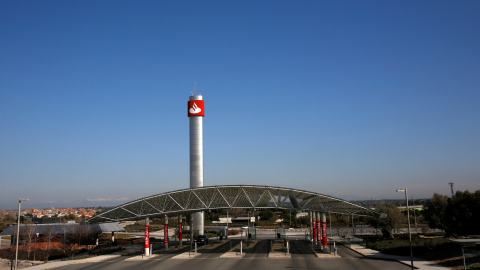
xmin=1 ymin=1 xmax=479 ymax=210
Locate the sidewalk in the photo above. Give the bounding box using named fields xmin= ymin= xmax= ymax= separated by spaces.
xmin=22 ymin=244 xmax=142 ymax=269
xmin=347 ymin=244 xmax=449 ymax=270
xmin=22 ymin=255 xmax=121 ymax=270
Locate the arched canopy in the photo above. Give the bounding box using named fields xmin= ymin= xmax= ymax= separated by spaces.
xmin=87 ymin=185 xmax=379 ymax=223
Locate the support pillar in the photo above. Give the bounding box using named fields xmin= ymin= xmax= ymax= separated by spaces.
xmin=329 ymin=212 xmax=332 ymax=237
xmin=321 ymin=212 xmax=328 ymax=252
xmin=174 ymin=216 xmax=177 ymax=247
xmin=190 ymin=214 xmax=194 ymax=247
xmin=193 ymin=212 xmax=204 ymax=235
xmin=179 ymin=215 xmax=183 ymax=247
xmin=188 ymin=94 xmax=205 ymax=236
xmin=164 ymin=215 xmax=169 ymax=250
xmin=309 ymin=211 xmax=313 ymax=242
xmin=312 ymin=212 xmax=316 ymax=246
xmin=352 ymin=215 xmax=355 ymax=235
xmin=145 ymin=217 xmax=150 ymax=256
xmin=316 ymin=212 xmax=321 ymax=248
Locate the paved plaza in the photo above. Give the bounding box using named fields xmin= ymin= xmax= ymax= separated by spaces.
xmin=18 ymin=240 xmax=448 ymax=270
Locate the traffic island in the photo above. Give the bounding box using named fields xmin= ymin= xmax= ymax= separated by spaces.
xmin=171 ymin=252 xmax=202 ymax=259
xmin=268 ymin=240 xmax=291 ymax=258
xmin=124 ymin=254 xmax=161 ymax=261
xmin=307 ymin=242 xmax=337 ymax=259
xmin=220 ymin=240 xmax=257 ymax=258
xmin=171 ymin=240 xmax=229 ymax=259
xmin=314 ymin=250 xmax=337 ymax=259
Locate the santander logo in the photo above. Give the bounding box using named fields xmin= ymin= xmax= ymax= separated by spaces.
xmin=187 ymin=100 xmax=205 ymax=117
xmin=189 ymin=102 xmax=202 ymax=114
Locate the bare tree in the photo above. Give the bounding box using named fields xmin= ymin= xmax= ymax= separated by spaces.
xmin=77 ymin=224 xmax=92 ymax=250
xmin=43 ymin=225 xmax=55 ymax=262
xmin=59 ymin=223 xmax=71 ymax=253
xmin=21 ymin=224 xmax=36 ymax=259
xmin=65 ymin=225 xmax=78 ymax=259
xmin=65 ymin=224 xmax=93 ymax=258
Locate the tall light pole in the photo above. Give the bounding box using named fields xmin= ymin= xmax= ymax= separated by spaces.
xmin=15 ymin=198 xmax=29 ymax=270
xmin=188 ymin=92 xmax=205 ymax=235
xmin=448 ymin=182 xmax=454 ymax=197
xmin=34 ymin=231 xmax=38 ymax=261
xmin=396 ymin=189 xmax=413 ymax=270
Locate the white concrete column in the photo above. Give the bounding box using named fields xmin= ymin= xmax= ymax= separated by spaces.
xmin=190 ymin=214 xmax=194 ymax=247
xmin=189 ymin=95 xmax=205 ymax=236
xmin=309 ymin=211 xmax=313 ymax=242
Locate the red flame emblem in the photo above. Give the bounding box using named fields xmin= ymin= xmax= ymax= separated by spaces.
xmin=188 ymin=100 xmax=205 ymax=117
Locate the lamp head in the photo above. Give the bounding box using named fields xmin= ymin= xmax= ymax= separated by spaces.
xmin=396 ymin=189 xmax=405 ymax=192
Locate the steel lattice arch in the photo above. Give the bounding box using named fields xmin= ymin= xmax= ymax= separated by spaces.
xmin=87 ymin=185 xmax=380 ymax=223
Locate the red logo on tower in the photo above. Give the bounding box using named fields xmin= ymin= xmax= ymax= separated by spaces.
xmin=145 ymin=225 xmax=150 ymax=248
xmin=188 ymin=100 xmax=205 ymax=117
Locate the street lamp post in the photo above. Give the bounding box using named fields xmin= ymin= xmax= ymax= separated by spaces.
xmin=34 ymin=232 xmax=38 ymax=261
xmin=396 ymin=189 xmax=413 ymax=270
xmin=15 ymin=198 xmax=29 ymax=270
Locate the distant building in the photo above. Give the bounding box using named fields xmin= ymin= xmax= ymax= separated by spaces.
xmin=32 ymin=217 xmax=62 ymax=224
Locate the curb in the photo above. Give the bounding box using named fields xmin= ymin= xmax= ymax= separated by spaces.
xmin=219 ymin=252 xmax=246 ymax=258
xmin=343 ymin=244 xmax=403 ymax=262
xmin=307 ymin=243 xmax=319 ymax=257
xmin=267 ymin=252 xmax=291 ymax=258
xmin=23 ymin=255 xmax=121 ymax=270
xmin=344 ymin=244 xmax=422 ymax=269
xmin=171 ymin=252 xmax=202 ymax=259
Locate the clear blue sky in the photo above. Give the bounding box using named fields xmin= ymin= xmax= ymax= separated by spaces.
xmin=1 ymin=1 xmax=479 ymax=210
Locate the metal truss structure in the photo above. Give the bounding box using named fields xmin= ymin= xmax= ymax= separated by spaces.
xmin=87 ymin=185 xmax=380 ymax=223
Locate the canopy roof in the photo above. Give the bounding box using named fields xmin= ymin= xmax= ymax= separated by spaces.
xmin=0 ymin=222 xmax=124 ymax=236
xmin=88 ymin=185 xmax=380 ymax=223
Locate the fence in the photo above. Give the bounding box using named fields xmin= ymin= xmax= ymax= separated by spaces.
xmin=328 ymin=226 xmax=443 ymax=237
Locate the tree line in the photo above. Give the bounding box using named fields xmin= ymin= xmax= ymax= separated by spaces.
xmin=422 ymin=190 xmax=480 ymax=237
xmin=368 ymin=189 xmax=480 ymax=238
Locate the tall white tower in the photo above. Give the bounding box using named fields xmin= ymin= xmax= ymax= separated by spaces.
xmin=188 ymin=94 xmax=205 ymax=235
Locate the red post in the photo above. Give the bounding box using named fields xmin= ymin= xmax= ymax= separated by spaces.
xmin=164 ymin=224 xmax=169 ymax=245
xmin=179 ymin=222 xmax=183 ymax=241
xmin=145 ymin=225 xmax=150 ymax=250
xmin=316 ymin=220 xmax=321 ymax=242
xmin=321 ymin=221 xmax=327 ymax=246
xmin=312 ymin=219 xmax=317 ymax=243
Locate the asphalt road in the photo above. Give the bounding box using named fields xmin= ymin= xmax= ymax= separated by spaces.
xmin=52 ymin=241 xmax=411 ymax=270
